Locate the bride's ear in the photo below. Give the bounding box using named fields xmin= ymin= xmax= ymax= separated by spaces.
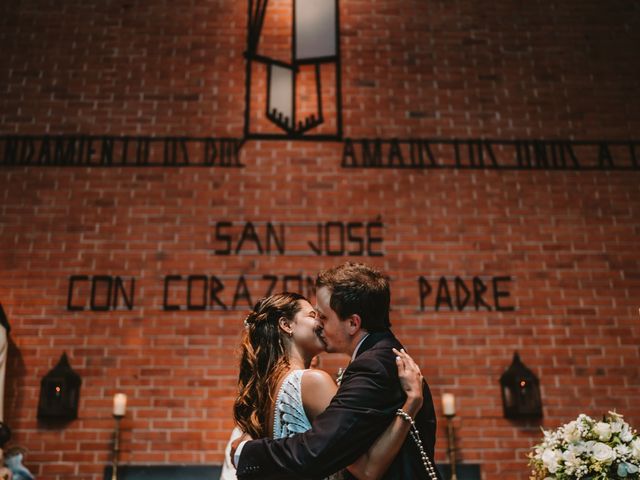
xmin=278 ymin=316 xmax=293 ymax=337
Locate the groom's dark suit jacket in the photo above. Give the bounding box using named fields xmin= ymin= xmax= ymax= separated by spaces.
xmin=236 ymin=330 xmax=441 ymax=479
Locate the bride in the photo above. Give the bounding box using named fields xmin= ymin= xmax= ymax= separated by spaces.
xmin=230 ymin=292 xmax=425 ymax=479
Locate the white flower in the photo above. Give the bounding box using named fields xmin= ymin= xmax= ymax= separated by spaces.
xmin=563 ymin=420 xmax=582 ymax=443
xmin=611 ymin=421 xmax=622 ymax=434
xmin=584 ymin=440 xmax=596 ymax=453
xmin=592 ymin=442 xmax=616 ymax=464
xmin=562 ymin=448 xmax=582 ymax=474
xmin=616 ymin=444 xmax=631 ymax=460
xmin=541 ymin=448 xmax=563 ymax=473
xmin=632 ymin=438 xmax=640 ymax=460
xmin=530 ymin=413 xmax=640 ymax=479
xmin=621 ymin=426 xmax=634 ymax=443
xmin=594 ymin=421 xmax=612 ymax=441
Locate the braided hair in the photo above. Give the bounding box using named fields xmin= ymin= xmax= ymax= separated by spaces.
xmin=233 ymin=292 xmax=307 ymax=438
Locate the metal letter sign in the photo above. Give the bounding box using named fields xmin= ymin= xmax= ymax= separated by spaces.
xmin=1 ymin=2 xmax=638 ymax=170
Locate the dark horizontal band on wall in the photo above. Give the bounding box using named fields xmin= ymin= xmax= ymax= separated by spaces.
xmin=341 ymin=138 xmax=640 ymax=171
xmin=0 ymin=135 xmax=246 ymax=168
xmin=1 ymin=135 xmax=638 ymax=170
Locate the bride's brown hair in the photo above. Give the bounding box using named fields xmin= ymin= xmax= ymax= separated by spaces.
xmin=233 ymin=292 xmax=307 ymax=439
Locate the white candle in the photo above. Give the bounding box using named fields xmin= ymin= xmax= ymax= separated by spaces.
xmin=113 ymin=393 xmax=127 ymax=416
xmin=442 ymin=393 xmax=456 ymax=416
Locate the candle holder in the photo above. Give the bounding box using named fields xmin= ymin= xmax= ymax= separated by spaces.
xmin=111 ymin=414 xmax=123 ymax=480
xmin=445 ymin=414 xmax=458 ymax=480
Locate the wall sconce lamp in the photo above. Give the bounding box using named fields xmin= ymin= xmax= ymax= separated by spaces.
xmin=500 ymin=352 xmax=543 ymax=420
xmin=37 ymin=353 xmax=82 ymax=422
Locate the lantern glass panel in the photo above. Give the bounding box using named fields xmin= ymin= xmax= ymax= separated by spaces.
xmin=295 ymin=0 xmax=336 ymax=60
xmin=269 ymin=65 xmax=293 ymax=125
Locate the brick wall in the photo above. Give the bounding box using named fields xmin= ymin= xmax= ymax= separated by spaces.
xmin=1 ymin=1 xmax=639 ymax=479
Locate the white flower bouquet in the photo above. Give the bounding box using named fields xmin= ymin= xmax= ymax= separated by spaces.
xmin=529 ymin=412 xmax=640 ymax=479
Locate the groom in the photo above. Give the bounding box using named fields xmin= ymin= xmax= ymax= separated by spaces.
xmin=233 ymin=262 xmax=441 ymax=479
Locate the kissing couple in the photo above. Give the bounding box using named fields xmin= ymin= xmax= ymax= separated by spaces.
xmin=227 ymin=262 xmax=442 ymax=479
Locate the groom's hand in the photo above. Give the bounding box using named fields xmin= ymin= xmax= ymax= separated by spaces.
xmin=230 ymin=432 xmax=252 ymax=468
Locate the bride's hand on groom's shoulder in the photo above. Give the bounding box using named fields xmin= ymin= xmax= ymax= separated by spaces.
xmin=393 ymin=347 xmax=424 ymax=414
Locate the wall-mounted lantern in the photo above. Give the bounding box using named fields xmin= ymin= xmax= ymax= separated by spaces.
xmin=37 ymin=353 xmax=82 ymax=421
xmin=500 ymin=352 xmax=542 ymax=420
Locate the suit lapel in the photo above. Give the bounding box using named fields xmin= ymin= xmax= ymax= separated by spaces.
xmin=354 ymin=330 xmax=393 ymax=359
xmin=337 ymin=330 xmax=394 ymax=386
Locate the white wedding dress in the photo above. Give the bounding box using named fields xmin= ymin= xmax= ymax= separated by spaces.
xmin=272 ymin=369 xmax=312 ymax=438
